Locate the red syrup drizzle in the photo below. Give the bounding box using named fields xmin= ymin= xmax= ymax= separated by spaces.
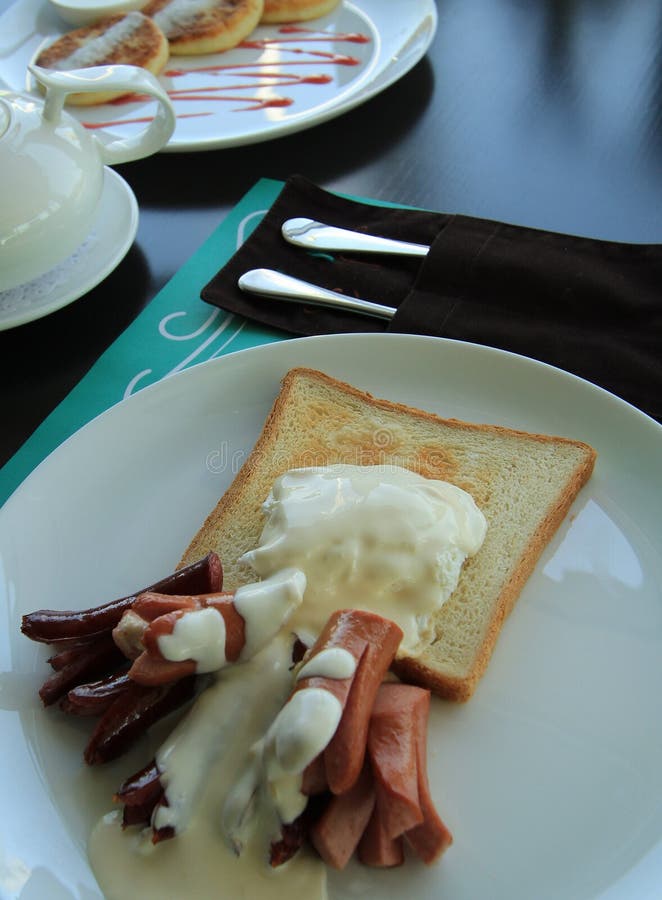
xmin=243 ymin=24 xmax=370 ymax=45
xmin=83 ymin=26 xmax=369 ymax=129
xmin=83 ymin=111 xmax=213 ymax=128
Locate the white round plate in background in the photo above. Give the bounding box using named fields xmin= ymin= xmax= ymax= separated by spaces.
xmin=0 ymin=0 xmax=437 ymax=152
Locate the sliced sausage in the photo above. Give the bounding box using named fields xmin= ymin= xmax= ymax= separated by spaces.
xmin=358 ymin=803 xmax=405 ymax=868
xmin=126 ymin=592 xmax=247 ymax=686
xmin=130 ymin=592 xmax=202 ymax=622
xmin=404 ymin=688 xmax=453 ymax=863
xmin=367 ymin=683 xmax=425 ymax=838
xmin=38 ymin=635 xmax=125 ymax=706
xmin=127 ymin=653 xmax=197 ymax=686
xmin=21 ymin=552 xmax=222 ymax=644
xmin=60 ymin=667 xmax=131 ymax=716
xmin=309 ymin=762 xmax=376 ymax=870
xmin=115 ymin=758 xmax=163 ymax=808
xmin=83 ymin=676 xmax=196 ymax=764
xmin=322 ymin=610 xmax=403 ymax=795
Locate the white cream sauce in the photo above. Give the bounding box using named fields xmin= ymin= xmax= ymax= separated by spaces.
xmin=242 ymin=464 xmax=487 ymax=653
xmin=262 ymin=687 xmax=342 ymax=823
xmin=157 ymin=568 xmax=306 ymax=673
xmin=158 ymin=606 xmax=226 ymax=673
xmin=235 ymin=567 xmax=307 ymax=660
xmin=296 ymin=646 xmax=357 ymax=682
xmin=88 ymin=464 xmax=486 ymax=897
xmin=89 ymin=634 xmax=327 ymax=900
xmin=223 ymin=639 xmax=358 ymax=843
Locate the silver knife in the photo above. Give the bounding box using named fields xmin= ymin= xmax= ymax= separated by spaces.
xmin=238 ymin=269 xmax=395 ymax=321
xmin=281 ymin=217 xmax=430 ymax=258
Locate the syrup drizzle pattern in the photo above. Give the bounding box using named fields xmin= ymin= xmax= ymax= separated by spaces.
xmin=83 ymin=26 xmax=370 ymax=129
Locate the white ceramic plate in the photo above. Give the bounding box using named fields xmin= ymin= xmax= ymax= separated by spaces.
xmin=0 ymin=0 xmax=437 ymax=152
xmin=1 ymin=333 xmax=661 ymax=900
xmin=0 ymin=167 xmax=138 ymax=330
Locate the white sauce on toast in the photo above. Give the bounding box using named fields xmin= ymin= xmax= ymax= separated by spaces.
xmin=242 ymin=464 xmax=487 ymax=653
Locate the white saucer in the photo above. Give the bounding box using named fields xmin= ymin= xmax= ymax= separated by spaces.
xmin=0 ymin=167 xmax=138 ymax=331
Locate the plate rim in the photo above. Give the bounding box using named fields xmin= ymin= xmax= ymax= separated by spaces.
xmin=4 ymin=332 xmax=661 ymax=513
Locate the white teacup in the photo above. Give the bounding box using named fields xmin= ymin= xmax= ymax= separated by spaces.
xmin=0 ymin=64 xmax=175 ymax=293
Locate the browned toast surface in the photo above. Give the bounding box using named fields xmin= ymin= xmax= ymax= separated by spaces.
xmin=180 ymin=368 xmax=597 ymax=701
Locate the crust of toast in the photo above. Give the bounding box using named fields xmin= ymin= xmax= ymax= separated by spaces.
xmin=142 ymin=0 xmax=264 ymax=54
xmin=35 ymin=12 xmax=169 ymax=106
xmin=180 ymin=368 xmax=597 ymax=702
xmin=261 ymin=0 xmax=340 ymax=23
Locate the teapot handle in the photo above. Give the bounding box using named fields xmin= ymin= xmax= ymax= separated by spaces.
xmin=29 ymin=64 xmax=176 ymax=164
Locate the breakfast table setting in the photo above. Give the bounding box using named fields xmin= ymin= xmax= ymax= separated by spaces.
xmin=1 ymin=0 xmax=661 ymax=898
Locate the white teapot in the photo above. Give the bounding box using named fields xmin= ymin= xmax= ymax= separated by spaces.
xmin=0 ymin=64 xmax=175 ymax=292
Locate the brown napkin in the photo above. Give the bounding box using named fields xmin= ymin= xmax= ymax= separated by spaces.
xmin=202 ymin=175 xmax=662 ymax=421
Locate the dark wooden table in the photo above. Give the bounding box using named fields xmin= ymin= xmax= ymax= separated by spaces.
xmin=2 ymin=0 xmax=661 ymax=469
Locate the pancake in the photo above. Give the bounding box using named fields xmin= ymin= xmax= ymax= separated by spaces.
xmin=35 ymin=11 xmax=169 ymax=106
xmin=142 ymin=0 xmax=264 ymax=55
xmin=261 ymin=0 xmax=340 ymax=23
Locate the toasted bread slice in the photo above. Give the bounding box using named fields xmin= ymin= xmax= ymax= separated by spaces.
xmin=261 ymin=0 xmax=340 ymax=23
xmin=142 ymin=0 xmax=263 ymax=55
xmin=35 ymin=12 xmax=169 ymax=106
xmin=180 ymin=368 xmax=596 ymax=701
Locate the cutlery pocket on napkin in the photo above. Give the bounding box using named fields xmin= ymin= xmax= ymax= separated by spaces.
xmin=202 ymin=175 xmax=662 ymax=420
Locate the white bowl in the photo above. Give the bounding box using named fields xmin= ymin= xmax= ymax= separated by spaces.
xmin=48 ymin=0 xmax=148 ymax=27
